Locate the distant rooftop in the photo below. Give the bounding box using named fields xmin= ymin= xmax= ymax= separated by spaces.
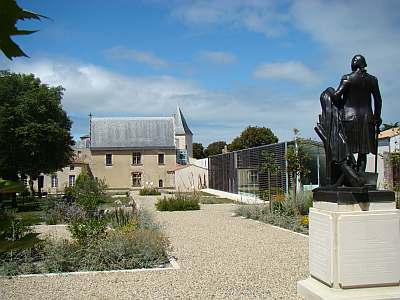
xmin=379 ymin=127 xmax=400 ymax=139
xmin=90 ymin=117 xmax=175 ymax=149
xmin=174 ymin=106 xmax=193 ymax=135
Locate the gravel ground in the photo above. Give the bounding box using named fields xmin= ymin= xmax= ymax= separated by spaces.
xmin=0 ymin=195 xmax=308 ymax=300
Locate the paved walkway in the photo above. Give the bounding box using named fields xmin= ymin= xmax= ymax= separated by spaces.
xmin=0 ymin=196 xmax=308 ymax=299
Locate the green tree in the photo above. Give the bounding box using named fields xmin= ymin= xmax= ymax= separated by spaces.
xmin=0 ymin=71 xmax=74 ymax=195
xmin=229 ymin=126 xmax=278 ymax=151
xmin=259 ymin=150 xmax=280 ymax=212
xmin=192 ymin=142 xmax=205 ymax=159
xmin=380 ymin=122 xmax=399 ymax=131
xmin=205 ymin=141 xmax=227 ymax=157
xmin=285 ymin=129 xmax=310 ymax=215
xmin=66 ymin=172 xmax=108 ymax=213
xmin=0 ymin=0 xmax=48 ymax=60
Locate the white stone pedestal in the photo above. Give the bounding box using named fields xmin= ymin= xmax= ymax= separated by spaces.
xmin=298 ymin=201 xmax=400 ymax=300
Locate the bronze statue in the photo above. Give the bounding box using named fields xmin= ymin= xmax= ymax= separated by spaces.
xmin=316 ymin=55 xmax=382 ymax=188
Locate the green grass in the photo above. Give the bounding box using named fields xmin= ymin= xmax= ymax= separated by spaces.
xmin=139 ymin=187 xmax=161 ymax=196
xmin=199 ymin=196 xmax=234 ymax=204
xmin=99 ymin=196 xmax=130 ymax=209
xmin=16 ymin=211 xmax=43 ymax=225
xmin=0 ymin=233 xmax=41 ymax=253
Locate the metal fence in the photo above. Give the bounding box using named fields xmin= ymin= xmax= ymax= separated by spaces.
xmin=208 ymin=141 xmax=325 ymax=199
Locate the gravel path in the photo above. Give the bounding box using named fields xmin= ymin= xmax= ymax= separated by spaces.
xmin=0 ymin=196 xmax=308 ymax=299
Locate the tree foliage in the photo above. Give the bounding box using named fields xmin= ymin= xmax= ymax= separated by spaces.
xmin=204 ymin=141 xmax=227 ymax=157
xmin=0 ymin=0 xmax=48 ymax=60
xmin=229 ymin=126 xmax=278 ymax=151
xmin=65 ymin=172 xmax=108 ymax=213
xmin=260 ymin=150 xmax=279 ymax=175
xmin=380 ymin=122 xmax=399 ymax=132
xmin=259 ymin=150 xmax=280 ymax=211
xmin=0 ymin=71 xmax=74 ymax=189
xmin=192 ymin=142 xmax=205 ymax=159
xmin=285 ymin=129 xmax=310 ymax=215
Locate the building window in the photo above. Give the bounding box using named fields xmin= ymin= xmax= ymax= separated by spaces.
xmin=51 ymin=175 xmax=58 ymax=188
xmin=159 ymin=179 xmax=163 ymax=188
xmin=158 ymin=153 xmax=165 ymax=165
xmin=69 ymin=175 xmax=75 ymax=187
xmin=132 ymin=152 xmax=141 ymax=165
xmin=20 ymin=175 xmax=28 ymax=186
xmin=70 ymin=165 xmax=75 ymax=171
xmin=132 ymin=172 xmax=141 ymax=187
xmin=105 ymin=153 xmax=112 ymax=166
xmin=249 ymin=170 xmax=258 ymax=184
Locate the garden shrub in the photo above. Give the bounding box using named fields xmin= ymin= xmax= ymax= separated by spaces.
xmin=235 ymin=204 xmax=309 ymax=235
xmin=0 ymin=245 xmax=44 ymax=276
xmin=0 ymin=210 xmax=31 ymax=241
xmin=155 ymin=194 xmax=200 ymax=211
xmin=68 ymin=217 xmax=106 ymax=244
xmin=78 ymin=228 xmax=170 ymax=271
xmin=66 ymin=172 xmax=110 ymax=213
xmin=0 ymin=207 xmax=170 ymax=275
xmin=104 ymin=207 xmax=138 ymax=230
xmin=136 ymin=209 xmax=161 ymax=230
xmin=44 ymin=201 xmax=85 ymax=225
xmin=139 ymin=187 xmax=161 ymax=196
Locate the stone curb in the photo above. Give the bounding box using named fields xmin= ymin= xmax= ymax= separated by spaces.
xmin=1 ymin=257 xmax=179 ymax=278
xmin=235 ymin=214 xmax=309 ymax=238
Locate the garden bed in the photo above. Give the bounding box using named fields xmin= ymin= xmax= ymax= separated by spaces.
xmin=0 ymin=173 xmax=171 ymax=276
xmin=234 ymin=191 xmax=312 ymax=235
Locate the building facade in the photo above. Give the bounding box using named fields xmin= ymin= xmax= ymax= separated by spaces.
xmin=35 ymin=107 xmax=194 ymax=192
xmin=366 ymin=127 xmax=400 ymax=189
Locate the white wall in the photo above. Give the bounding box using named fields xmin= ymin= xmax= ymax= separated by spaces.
xmin=175 ymin=164 xmax=208 ymax=192
xmin=189 ymin=157 xmax=208 ymax=169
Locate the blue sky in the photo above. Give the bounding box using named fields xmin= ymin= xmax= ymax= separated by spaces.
xmin=1 ymin=0 xmax=399 ymax=146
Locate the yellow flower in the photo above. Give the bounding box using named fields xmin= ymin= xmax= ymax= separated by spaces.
xmin=300 ymin=215 xmax=309 ymax=226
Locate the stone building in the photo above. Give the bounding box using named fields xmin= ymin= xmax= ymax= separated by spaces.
xmin=36 ymin=107 xmax=194 ymax=193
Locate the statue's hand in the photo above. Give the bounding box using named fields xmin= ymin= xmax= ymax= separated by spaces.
xmin=374 ymin=116 xmax=382 ymax=127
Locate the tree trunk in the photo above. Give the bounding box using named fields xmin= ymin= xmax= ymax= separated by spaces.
xmin=293 ymin=173 xmax=299 ymax=216
xmin=11 ymin=192 xmax=17 ymax=209
xmin=29 ymin=179 xmax=35 ymax=196
xmin=268 ymin=171 xmax=272 ymax=212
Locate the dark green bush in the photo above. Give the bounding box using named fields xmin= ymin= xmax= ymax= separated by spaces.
xmin=65 ymin=172 xmax=110 ymax=213
xmin=139 ymin=187 xmax=161 ymax=196
xmin=156 ymin=195 xmax=200 ymax=211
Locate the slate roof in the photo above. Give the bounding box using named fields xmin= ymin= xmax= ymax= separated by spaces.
xmin=90 ymin=117 xmax=175 ymax=149
xmin=174 ymin=106 xmax=193 ymax=135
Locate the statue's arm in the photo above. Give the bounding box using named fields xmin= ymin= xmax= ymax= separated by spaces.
xmin=333 ymin=75 xmax=349 ymax=106
xmin=372 ymin=77 xmax=382 ymax=125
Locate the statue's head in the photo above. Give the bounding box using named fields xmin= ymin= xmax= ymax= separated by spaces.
xmin=351 ymin=54 xmax=367 ymax=71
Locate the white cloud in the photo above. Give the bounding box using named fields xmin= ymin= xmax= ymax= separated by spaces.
xmin=1 ymin=58 xmax=319 ymax=145
xmin=105 ymin=46 xmax=169 ymax=69
xmin=171 ymin=0 xmax=288 ymax=37
xmin=199 ymin=51 xmax=237 ymax=64
xmin=289 ymin=0 xmax=400 ymax=123
xmin=253 ymin=61 xmax=319 ymax=85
